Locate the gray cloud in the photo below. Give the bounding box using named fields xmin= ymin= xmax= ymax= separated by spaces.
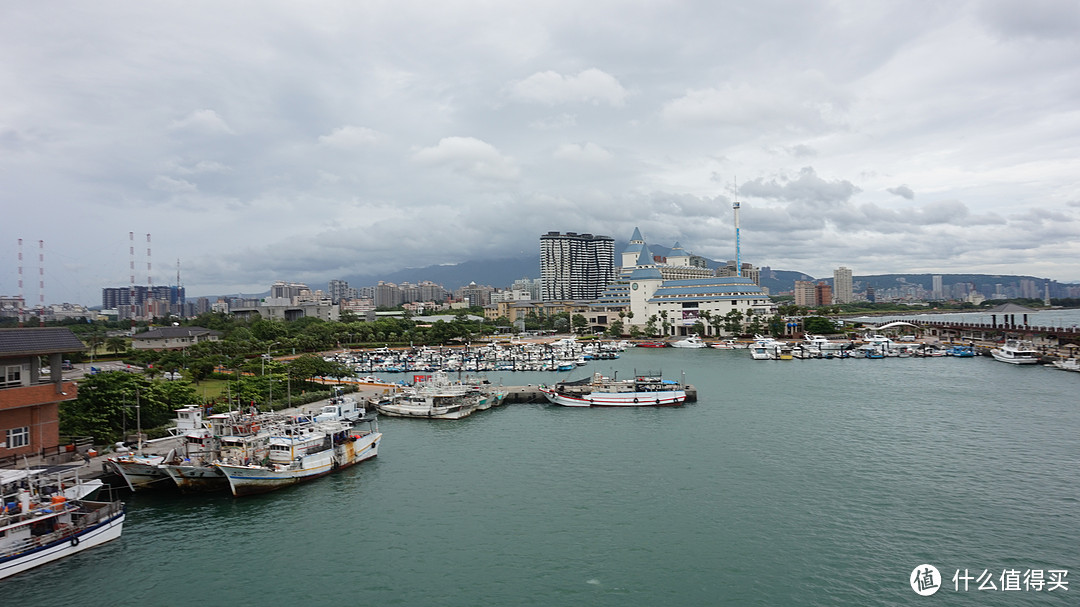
xmin=3 ymin=0 xmax=1080 ymax=304
xmin=887 ymin=185 xmax=915 ymax=199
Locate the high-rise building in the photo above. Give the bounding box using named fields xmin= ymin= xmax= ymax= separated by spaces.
xmin=793 ymin=280 xmax=817 ymax=307
xmin=327 ymin=279 xmax=358 ymax=303
xmin=833 ymin=267 xmax=853 ymax=304
xmin=540 ymin=231 xmax=615 ymax=301
xmin=931 ymin=275 xmax=943 ymax=300
xmin=815 ymin=282 xmax=832 ymax=307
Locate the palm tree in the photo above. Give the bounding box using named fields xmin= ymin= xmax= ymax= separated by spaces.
xmin=84 ymin=332 xmax=106 ymax=362
xmin=105 ymin=336 xmax=128 ymax=356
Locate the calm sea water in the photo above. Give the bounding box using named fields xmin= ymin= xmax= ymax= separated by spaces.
xmin=7 ymin=348 xmax=1079 ymax=605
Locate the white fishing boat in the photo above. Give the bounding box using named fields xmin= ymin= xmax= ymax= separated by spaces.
xmin=539 ymin=371 xmax=686 ymax=407
xmin=1051 ymin=358 xmax=1080 ymax=372
xmin=314 ymin=389 xmax=365 ymax=423
xmin=107 ymin=453 xmax=171 ymax=492
xmin=215 ymin=415 xmax=381 ymax=497
xmin=990 ymin=339 xmax=1040 ymax=365
xmin=671 ymin=334 xmax=706 ymax=349
xmin=374 ymin=371 xmax=484 ymax=419
xmin=1 ymin=481 xmax=125 ymax=580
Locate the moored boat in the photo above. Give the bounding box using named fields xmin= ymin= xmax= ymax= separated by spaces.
xmin=539 ymin=371 xmax=686 ymax=407
xmin=214 ymin=415 xmax=381 ymax=497
xmin=670 ymin=334 xmax=706 ymax=349
xmin=1051 ymin=357 xmax=1080 ymax=372
xmin=1 ymin=484 xmax=125 ymax=580
xmin=990 ymin=339 xmax=1040 ymax=365
xmin=635 ymin=341 xmax=669 ymax=348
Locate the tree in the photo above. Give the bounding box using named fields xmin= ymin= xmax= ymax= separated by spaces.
xmin=105 ymin=336 xmax=128 ymax=356
xmin=660 ymin=310 xmax=671 ymax=336
xmin=60 ymin=371 xmax=187 ymax=443
xmin=187 ymin=358 xmax=215 ymax=385
xmin=571 ymin=314 xmax=588 ymax=335
xmin=553 ymin=315 xmax=570 ymax=333
xmin=699 ymin=311 xmax=714 ymax=337
xmin=607 ymin=320 xmax=624 ymax=337
xmin=84 ymin=332 xmax=106 ymax=360
xmin=723 ymin=310 xmax=744 ymax=336
xmin=803 ymin=316 xmax=838 ymax=334
xmin=645 ymin=315 xmax=658 ymax=337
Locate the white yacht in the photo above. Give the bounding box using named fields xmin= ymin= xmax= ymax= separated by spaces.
xmin=671 ymin=334 xmax=707 ymax=349
xmin=990 ymin=339 xmax=1040 ymax=365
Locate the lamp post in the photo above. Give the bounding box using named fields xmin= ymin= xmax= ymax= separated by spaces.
xmin=265 ymin=342 xmax=279 ymax=409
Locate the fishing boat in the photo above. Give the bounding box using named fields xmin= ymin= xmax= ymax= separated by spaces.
xmin=1051 ymin=358 xmax=1080 ymax=372
xmin=671 ymin=334 xmax=706 ymax=349
xmin=990 ymin=339 xmax=1040 ymax=365
xmin=214 ymin=415 xmax=381 ymax=497
xmin=946 ymin=345 xmax=976 ymax=357
xmin=1 ymin=479 xmax=125 ymax=580
xmin=107 ymin=453 xmax=171 ymax=492
xmin=374 ymin=372 xmax=485 ymax=419
xmin=539 ymin=371 xmax=686 ymax=407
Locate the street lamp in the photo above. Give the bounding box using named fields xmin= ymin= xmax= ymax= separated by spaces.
xmin=264 ymin=342 xmax=279 ymax=409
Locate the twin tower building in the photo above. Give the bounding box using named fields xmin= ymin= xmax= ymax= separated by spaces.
xmin=540 ymin=229 xmax=775 ymax=337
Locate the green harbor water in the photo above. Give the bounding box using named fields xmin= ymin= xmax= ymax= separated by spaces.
xmin=7 ymin=348 xmax=1079 ymax=605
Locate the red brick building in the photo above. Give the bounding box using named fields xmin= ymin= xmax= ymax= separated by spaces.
xmin=0 ymin=328 xmax=84 ymax=461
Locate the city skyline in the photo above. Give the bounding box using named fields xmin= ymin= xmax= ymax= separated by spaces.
xmin=3 ymin=2 xmax=1080 ymax=305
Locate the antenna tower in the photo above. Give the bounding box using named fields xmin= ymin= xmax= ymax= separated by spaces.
xmin=37 ymin=240 xmax=44 ymax=325
xmin=146 ymin=233 xmax=152 ymax=288
xmin=732 ymin=177 xmax=742 ymax=277
xmin=129 ymin=231 xmax=137 ymax=324
xmin=17 ymin=238 xmax=23 ymax=307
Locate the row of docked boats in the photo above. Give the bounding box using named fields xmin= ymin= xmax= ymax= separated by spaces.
xmin=745 ymin=334 xmax=980 ymax=360
xmin=325 ymin=337 xmax=628 ymax=375
xmin=107 ymin=391 xmax=381 ymax=497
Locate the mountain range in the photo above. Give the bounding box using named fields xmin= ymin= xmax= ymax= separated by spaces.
xmin=331 ymin=243 xmax=1063 ymax=296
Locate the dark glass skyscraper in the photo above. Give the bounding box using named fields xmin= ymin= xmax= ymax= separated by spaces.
xmin=540 ymin=231 xmax=615 ymax=301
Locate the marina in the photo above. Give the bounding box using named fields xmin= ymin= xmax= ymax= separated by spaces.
xmin=4 ymin=346 xmax=1077 ymax=604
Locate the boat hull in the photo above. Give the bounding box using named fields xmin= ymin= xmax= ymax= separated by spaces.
xmin=540 ymin=388 xmax=686 ymax=407
xmin=160 ymin=464 xmax=230 ymax=493
xmin=216 ymin=433 xmax=381 ymax=497
xmin=108 ymin=456 xmax=171 ymax=491
xmin=990 ymin=350 xmax=1039 ymax=364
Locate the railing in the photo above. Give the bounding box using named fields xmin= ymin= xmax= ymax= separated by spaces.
xmin=917 ymin=319 xmax=1080 ymax=335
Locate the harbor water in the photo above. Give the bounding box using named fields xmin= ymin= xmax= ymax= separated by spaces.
xmin=7 ymin=348 xmax=1078 ymax=605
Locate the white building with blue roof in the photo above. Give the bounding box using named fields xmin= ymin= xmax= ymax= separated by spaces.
xmin=620 ymin=233 xmax=775 ymax=337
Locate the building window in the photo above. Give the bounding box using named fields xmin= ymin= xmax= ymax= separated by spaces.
xmin=6 ymin=426 xmax=29 ymax=448
xmin=1 ymin=365 xmax=23 ymax=388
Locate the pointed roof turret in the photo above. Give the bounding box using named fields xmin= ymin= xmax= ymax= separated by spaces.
xmin=636 ymin=244 xmax=653 ymax=266
xmin=630 ymin=227 xmax=644 ymax=243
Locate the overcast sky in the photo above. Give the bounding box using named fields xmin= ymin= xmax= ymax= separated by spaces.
xmin=3 ymin=1 xmax=1079 ymax=305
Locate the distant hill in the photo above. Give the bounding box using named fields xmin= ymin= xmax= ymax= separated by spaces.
xmin=193 ymin=249 xmax=1063 ymax=300
xmin=341 ymin=255 xmax=541 ymax=291
xmin=340 ymin=257 xmax=1053 ymax=295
